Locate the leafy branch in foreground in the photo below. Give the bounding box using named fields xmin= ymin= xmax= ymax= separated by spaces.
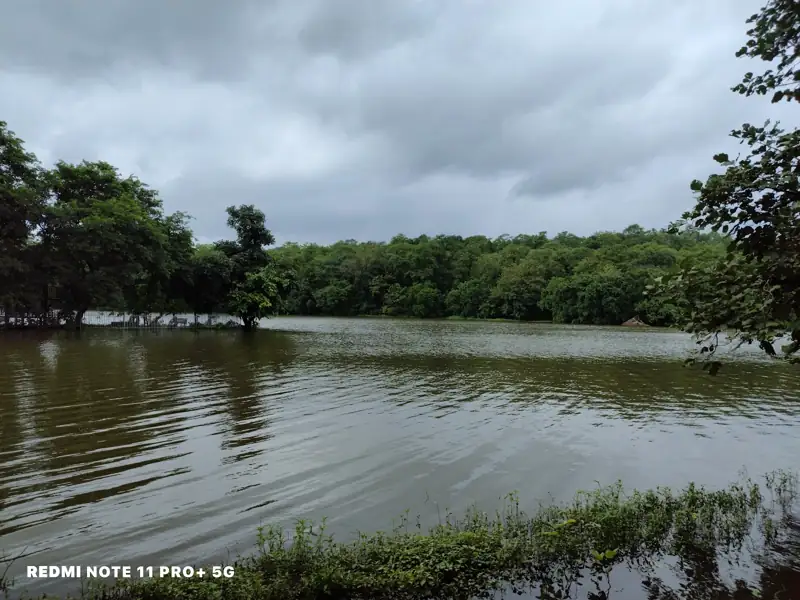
xmin=655 ymin=0 xmax=800 ymax=366
xmin=15 ymin=471 xmax=797 ymax=600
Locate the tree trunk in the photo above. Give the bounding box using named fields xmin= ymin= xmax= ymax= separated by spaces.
xmin=74 ymin=309 xmax=86 ymax=330
xmin=41 ymin=284 xmax=50 ymax=327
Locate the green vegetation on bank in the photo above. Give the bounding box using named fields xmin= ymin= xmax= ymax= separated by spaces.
xmin=270 ymin=226 xmax=725 ymax=326
xmin=0 ymin=126 xmax=726 ymax=331
xmin=2 ymin=471 xmax=797 ymax=599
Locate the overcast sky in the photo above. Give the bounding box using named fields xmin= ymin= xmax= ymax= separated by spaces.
xmin=0 ymin=0 xmax=792 ymax=245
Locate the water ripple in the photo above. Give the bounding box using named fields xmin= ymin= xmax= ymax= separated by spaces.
xmin=0 ymin=319 xmax=799 ymax=599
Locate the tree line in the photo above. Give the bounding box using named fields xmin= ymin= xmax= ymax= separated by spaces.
xmin=0 ymin=120 xmax=729 ymax=330
xmin=0 ymin=132 xmax=290 ymax=330
xmin=271 ymin=227 xmax=725 ymax=324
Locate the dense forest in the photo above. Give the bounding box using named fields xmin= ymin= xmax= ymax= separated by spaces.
xmin=271 ymin=227 xmax=725 ymax=324
xmin=0 ymin=120 xmax=731 ymax=330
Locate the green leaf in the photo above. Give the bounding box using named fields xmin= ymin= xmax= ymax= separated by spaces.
xmin=555 ymin=518 xmax=577 ymax=528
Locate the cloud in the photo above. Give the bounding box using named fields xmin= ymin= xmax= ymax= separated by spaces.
xmin=0 ymin=0 xmax=793 ymax=244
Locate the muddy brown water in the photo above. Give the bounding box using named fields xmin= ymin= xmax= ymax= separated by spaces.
xmin=2 ymin=317 xmax=799 ymax=598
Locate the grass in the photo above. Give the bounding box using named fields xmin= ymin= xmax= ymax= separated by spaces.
xmin=4 ymin=470 xmax=797 ymax=599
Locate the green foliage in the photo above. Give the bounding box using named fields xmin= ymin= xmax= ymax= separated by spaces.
xmin=216 ymin=205 xmax=274 ymax=282
xmin=653 ymin=0 xmax=800 ymax=363
xmin=0 ymin=118 xmax=742 ymax=332
xmin=270 ymin=229 xmax=725 ymax=325
xmin=204 ymin=204 xmax=285 ymax=330
xmin=14 ymin=471 xmax=797 ymax=600
xmin=0 ymin=121 xmax=45 ymax=316
xmin=732 ymin=0 xmax=800 ymax=104
xmin=40 ymin=162 xmax=173 ymax=322
xmin=187 ymin=245 xmax=233 ymax=316
xmin=0 ymin=125 xmax=293 ymax=331
xmin=227 ymin=264 xmax=292 ymax=331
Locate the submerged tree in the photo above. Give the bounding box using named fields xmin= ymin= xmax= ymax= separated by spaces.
xmin=227 ymin=263 xmax=293 ymax=331
xmin=41 ymin=161 xmax=178 ymax=327
xmin=215 ymin=204 xmax=286 ymax=330
xmin=657 ymin=0 xmax=800 ymax=363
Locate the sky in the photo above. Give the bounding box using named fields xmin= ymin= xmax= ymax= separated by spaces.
xmin=0 ymin=0 xmax=793 ymax=245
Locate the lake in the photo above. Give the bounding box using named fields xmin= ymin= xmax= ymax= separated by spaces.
xmin=2 ymin=317 xmax=800 ymax=598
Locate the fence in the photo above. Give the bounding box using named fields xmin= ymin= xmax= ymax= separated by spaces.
xmin=0 ymin=309 xmax=242 ymax=330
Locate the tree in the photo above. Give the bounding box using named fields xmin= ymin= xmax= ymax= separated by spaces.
xmin=123 ymin=211 xmax=195 ymax=319
xmin=216 ymin=204 xmax=285 ymax=330
xmin=159 ymin=212 xmax=196 ymax=314
xmin=42 ymin=161 xmax=171 ymax=327
xmin=0 ymin=124 xmax=729 ymax=332
xmin=215 ymin=204 xmax=274 ymax=280
xmin=656 ymin=0 xmax=800 ymax=363
xmin=267 ymin=222 xmax=722 ymax=324
xmin=489 ymin=256 xmax=550 ymax=321
xmin=227 ymin=263 xmax=292 ymax=331
xmin=0 ymin=121 xmax=44 ymax=320
xmin=186 ymin=244 xmax=233 ymax=317
xmin=445 ymin=279 xmax=492 ymax=318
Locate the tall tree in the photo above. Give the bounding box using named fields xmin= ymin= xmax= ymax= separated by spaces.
xmin=216 ymin=204 xmax=275 ymax=279
xmin=215 ymin=204 xmax=282 ymax=330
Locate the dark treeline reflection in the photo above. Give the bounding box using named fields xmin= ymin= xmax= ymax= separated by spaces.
xmin=295 ymin=351 xmax=800 ymax=420
xmin=503 ymin=513 xmax=800 ymax=599
xmin=0 ymin=329 xmax=298 ymax=535
xmin=641 ymin=516 xmax=800 ymax=600
xmin=180 ymin=331 xmax=297 ymax=459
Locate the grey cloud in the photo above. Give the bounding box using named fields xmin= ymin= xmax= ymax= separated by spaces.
xmin=0 ymin=0 xmax=430 ymax=81
xmin=296 ymin=0 xmax=436 ymax=61
xmin=0 ymin=0 xmax=788 ymax=244
xmin=161 ymin=168 xmax=386 ymax=244
xmin=1 ymin=0 xmax=261 ymax=81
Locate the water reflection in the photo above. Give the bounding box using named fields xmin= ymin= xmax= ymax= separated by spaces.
xmin=289 ymin=352 xmax=799 ymax=425
xmin=0 ymin=319 xmax=798 ymax=599
xmin=0 ymin=330 xmax=299 ymax=538
xmin=181 ymin=332 xmax=297 ymax=459
xmin=639 ymin=516 xmax=800 ymax=599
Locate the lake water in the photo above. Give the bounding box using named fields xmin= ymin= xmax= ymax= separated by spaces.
xmin=2 ymin=318 xmax=799 ymax=598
